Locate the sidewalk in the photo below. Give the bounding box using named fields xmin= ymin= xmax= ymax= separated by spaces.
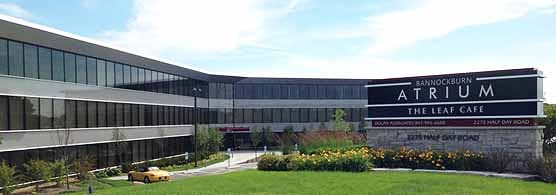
xmin=109 ymin=150 xmax=273 ymax=181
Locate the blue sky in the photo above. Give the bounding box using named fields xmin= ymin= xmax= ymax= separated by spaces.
xmin=1 ymin=0 xmax=555 ymax=102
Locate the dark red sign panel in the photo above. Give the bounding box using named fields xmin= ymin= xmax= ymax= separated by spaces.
xmin=371 ymin=118 xmax=538 ymax=127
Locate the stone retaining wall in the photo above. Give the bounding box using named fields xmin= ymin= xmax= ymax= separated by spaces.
xmin=366 ymin=128 xmax=544 ymax=171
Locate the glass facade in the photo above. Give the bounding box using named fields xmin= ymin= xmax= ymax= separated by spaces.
xmin=0 ymin=95 xmax=195 ymax=130
xmin=0 ymin=38 xmax=209 ymax=98
xmin=0 ymin=35 xmax=368 ymax=170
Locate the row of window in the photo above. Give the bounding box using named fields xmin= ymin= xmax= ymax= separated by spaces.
xmin=209 ymin=108 xmax=366 ymax=124
xmin=0 ymin=95 xmax=197 ymax=130
xmin=0 ymin=38 xmax=209 ymax=98
xmin=0 ymin=136 xmax=191 ymax=169
xmin=209 ymin=83 xmax=367 ymax=99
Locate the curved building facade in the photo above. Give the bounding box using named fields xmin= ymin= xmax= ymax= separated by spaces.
xmin=0 ymin=18 xmax=367 ymax=168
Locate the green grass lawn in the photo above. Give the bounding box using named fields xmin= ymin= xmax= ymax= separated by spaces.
xmin=69 ymin=170 xmax=556 ymax=195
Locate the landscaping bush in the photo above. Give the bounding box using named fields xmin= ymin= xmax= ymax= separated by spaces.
xmin=0 ymin=161 xmax=17 ymax=195
xmin=22 ymin=160 xmax=52 ymax=192
xmin=120 ymin=162 xmax=135 ymax=173
xmin=106 ymin=168 xmax=122 ymax=177
xmin=258 ymin=148 xmax=373 ymax=172
xmin=368 ymin=147 xmax=485 ymax=171
xmin=528 ymin=154 xmax=556 ymax=183
xmin=298 ymin=131 xmax=365 ymax=154
xmin=50 ymin=160 xmax=67 ymax=187
xmin=94 ymin=170 xmax=109 ymax=178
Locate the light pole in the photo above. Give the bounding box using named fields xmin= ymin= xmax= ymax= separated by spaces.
xmin=193 ymin=87 xmax=202 ymax=167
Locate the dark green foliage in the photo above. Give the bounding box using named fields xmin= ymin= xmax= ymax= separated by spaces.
xmin=543 ymin=104 xmax=556 ymax=153
xmin=528 ymin=153 xmax=556 ymax=183
xmin=197 ymin=128 xmax=224 ymax=160
xmin=120 ymin=162 xmax=135 ymax=173
xmin=51 ymin=160 xmax=67 ymax=186
xmin=0 ymin=161 xmax=16 ymax=195
xmin=22 ymin=160 xmax=52 ymax=192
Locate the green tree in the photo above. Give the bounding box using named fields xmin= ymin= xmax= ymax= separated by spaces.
xmin=23 ymin=160 xmax=52 ymax=192
xmin=332 ymin=109 xmax=350 ymax=131
xmin=0 ymin=161 xmax=16 ymax=195
xmin=250 ymin=126 xmax=262 ymax=149
xmin=51 ymin=160 xmax=67 ymax=187
xmin=72 ymin=154 xmax=95 ymax=182
xmin=544 ymin=104 xmax=556 ymax=153
xmin=261 ymin=126 xmax=273 ymax=147
xmin=197 ymin=128 xmax=223 ymax=159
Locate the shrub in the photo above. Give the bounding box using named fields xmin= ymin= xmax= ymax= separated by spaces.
xmin=368 ymin=147 xmax=485 ymax=171
xmin=72 ymin=155 xmax=96 ymax=181
xmin=94 ymin=170 xmax=109 ymax=178
xmin=197 ymin=128 xmax=224 ymax=159
xmin=23 ymin=160 xmax=52 ymax=192
xmin=298 ymin=131 xmax=365 ymax=154
xmin=528 ymin=154 xmax=556 ymax=183
xmin=483 ymin=149 xmax=515 ymax=173
xmin=257 ymin=155 xmax=282 ymax=171
xmin=0 ymin=161 xmax=17 ymax=195
xmin=258 ymin=148 xmax=373 ymax=172
xmin=120 ymin=162 xmax=135 ymax=173
xmin=106 ymin=168 xmax=122 ymax=177
xmin=50 ymin=160 xmax=67 ymax=187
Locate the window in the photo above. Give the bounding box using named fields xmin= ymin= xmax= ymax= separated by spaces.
xmin=38 ymin=47 xmax=52 ymax=80
xmin=263 ymin=109 xmax=272 ymax=123
xmin=160 ymin=73 xmax=166 ymax=93
xmin=39 ymin=98 xmax=53 ymax=129
xmin=151 ymin=106 xmax=158 ymax=125
xmin=243 ymin=109 xmax=253 ymax=123
xmin=25 ymin=97 xmax=40 ymax=129
xmin=290 ymin=108 xmax=299 ymax=123
xmin=8 ymin=41 xmax=23 ymax=76
xmin=281 ymin=108 xmax=290 ymax=123
xmin=318 ymin=108 xmax=327 ymax=122
xmin=76 ymin=101 xmax=87 ymax=128
xmin=114 ymin=63 xmax=123 ymax=87
xmin=130 ymin=66 xmax=137 ymax=90
xmin=97 ymin=60 xmax=106 ymax=87
xmin=76 ymin=55 xmax=87 ymax=84
xmin=309 ymin=108 xmax=318 ymax=122
xmin=0 ymin=96 xmax=7 ymax=130
xmin=64 ymin=53 xmax=76 ymax=83
xmin=309 ymin=86 xmax=318 ymax=99
xmin=217 ymin=108 xmax=225 ymax=124
xmin=87 ymin=57 xmax=97 ymax=85
xmin=65 ymin=100 xmax=76 ymax=128
xmin=106 ymin=103 xmax=115 ymax=127
xmin=87 ymin=102 xmax=97 ymax=128
xmin=131 ymin=104 xmax=139 ymax=126
xmin=8 ymin=97 xmax=24 ymax=130
xmin=53 ymin=99 xmax=65 ymax=128
xmin=145 ymin=69 xmax=152 ymax=91
xmin=115 ymin=103 xmax=124 ymax=126
xmin=123 ymin=65 xmax=131 ymax=88
xmin=318 ymin=86 xmax=326 ymax=99
xmin=164 ymin=106 xmax=171 ymax=125
xmin=138 ymin=105 xmax=145 ymax=126
xmin=289 ymin=85 xmax=299 ymax=99
xmin=253 ymin=109 xmax=263 ymax=123
xmin=272 ymin=108 xmax=281 ymax=123
xmin=124 ymin=104 xmax=131 ymax=126
xmin=52 ymin=50 xmax=64 ymax=81
xmin=300 ymin=108 xmax=309 ymax=122
xmin=0 ymin=39 xmax=7 ymax=74
xmin=106 ymin=62 xmax=114 ymax=87
xmin=138 ymin=68 xmax=145 ymax=90
xmin=24 ymin=44 xmax=38 ymax=79
xmin=144 ymin=105 xmax=152 ymax=126
xmin=158 ymin=105 xmax=165 ymax=125
xmin=234 ymin=109 xmax=243 ymax=123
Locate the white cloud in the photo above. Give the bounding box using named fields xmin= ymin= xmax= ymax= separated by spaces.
xmin=0 ymin=3 xmax=32 ymax=19
xmin=366 ymin=0 xmax=556 ymax=54
xmin=102 ymin=0 xmax=301 ymax=58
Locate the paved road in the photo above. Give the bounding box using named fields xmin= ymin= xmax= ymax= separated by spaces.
xmin=109 ymin=150 xmax=275 ymax=181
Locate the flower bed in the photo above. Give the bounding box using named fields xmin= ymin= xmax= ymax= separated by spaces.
xmin=258 ymin=147 xmax=486 ymax=172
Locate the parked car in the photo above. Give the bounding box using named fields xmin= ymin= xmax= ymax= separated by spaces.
xmin=128 ymin=166 xmax=170 ymax=183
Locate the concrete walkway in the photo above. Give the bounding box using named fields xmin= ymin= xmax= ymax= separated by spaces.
xmin=109 ymin=150 xmax=272 ymax=181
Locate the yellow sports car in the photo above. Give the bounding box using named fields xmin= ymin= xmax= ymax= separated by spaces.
xmin=128 ymin=167 xmax=170 ymax=183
